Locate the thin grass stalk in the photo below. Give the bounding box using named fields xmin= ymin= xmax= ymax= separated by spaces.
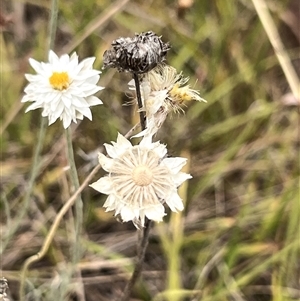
xmin=61 ymin=0 xmax=130 ymax=54
xmin=65 ymin=127 xmax=83 ymax=264
xmin=251 ymin=0 xmax=300 ymax=99
xmin=47 ymin=0 xmax=58 ymax=51
xmin=18 ymin=0 xmax=58 ymax=299
xmin=1 ymin=118 xmax=47 ymax=254
xmin=199 ymin=241 xmax=298 ymax=301
xmin=19 ymin=163 xmax=102 ymax=300
xmin=166 ymin=149 xmax=190 ymax=301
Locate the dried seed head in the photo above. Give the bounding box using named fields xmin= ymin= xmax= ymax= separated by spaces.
xmin=0 ymin=278 xmax=8 ymax=295
xmin=0 ymin=278 xmax=9 ymax=300
xmin=103 ymin=31 xmax=170 ymax=74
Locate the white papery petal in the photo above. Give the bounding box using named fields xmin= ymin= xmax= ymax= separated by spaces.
xmin=144 ymin=204 xmax=166 ymax=221
xmin=76 ymin=106 xmax=92 ymax=120
xmin=145 ymin=90 xmax=168 ymax=116
xmin=139 ymin=134 xmax=153 ymax=147
xmin=89 ymin=176 xmax=113 ymax=195
xmin=98 ymin=153 xmax=114 ymax=171
xmin=48 ymin=50 xmax=59 ymax=63
xmin=173 ymin=172 xmax=192 ymax=187
xmin=165 ymin=191 xmax=184 ymax=212
xmin=29 ymin=58 xmax=44 ymax=74
xmin=131 ymin=129 xmax=147 ymax=139
xmin=103 ymin=194 xmax=117 ymax=210
xmin=48 ymin=113 xmax=58 ymax=125
xmin=80 ymin=57 xmax=96 ymax=70
xmin=162 ymin=157 xmax=188 ymax=174
xmin=120 ymin=206 xmax=138 ymax=222
xmin=62 ymin=114 xmax=72 ymax=129
xmin=152 ymin=142 xmax=167 ymax=158
xmin=86 ymin=95 xmax=103 ymax=106
xmin=103 ymin=143 xmax=117 ymax=159
xmin=116 ymin=133 xmax=132 ymax=148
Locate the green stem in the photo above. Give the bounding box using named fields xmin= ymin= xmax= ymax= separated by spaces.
xmin=18 ymin=0 xmax=59 ymax=299
xmin=2 ymin=117 xmax=47 ymax=253
xmin=65 ymin=127 xmax=83 ymax=264
xmin=48 ymin=0 xmax=59 ymax=51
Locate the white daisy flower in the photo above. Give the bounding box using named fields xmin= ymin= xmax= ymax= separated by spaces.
xmin=129 ymin=64 xmax=206 ymax=137
xmin=21 ymin=50 xmax=104 ymax=128
xmin=90 ymin=133 xmax=192 ymax=228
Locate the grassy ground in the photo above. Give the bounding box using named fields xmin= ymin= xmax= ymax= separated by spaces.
xmin=1 ymin=0 xmax=299 ymax=300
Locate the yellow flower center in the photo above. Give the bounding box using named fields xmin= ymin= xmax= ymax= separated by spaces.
xmin=132 ymin=165 xmax=153 ymax=186
xmin=169 ymin=83 xmax=195 ymax=104
xmin=49 ymin=72 xmax=70 ymax=90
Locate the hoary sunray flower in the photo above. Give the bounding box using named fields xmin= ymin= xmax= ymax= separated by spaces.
xmin=90 ymin=133 xmax=192 ymax=228
xmin=129 ymin=64 xmax=206 ymax=137
xmin=21 ymin=50 xmax=104 ymax=128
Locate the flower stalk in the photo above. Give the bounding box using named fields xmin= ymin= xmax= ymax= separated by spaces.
xmin=122 ymin=70 xmax=151 ymax=300
xmin=122 ymin=73 xmax=149 ymax=300
xmin=133 ymin=72 xmax=146 ymax=130
xmin=66 ymin=127 xmax=83 ymax=263
xmin=98 ymin=31 xmax=200 ymax=300
xmin=121 ymin=219 xmax=152 ymax=301
xmin=19 ymin=0 xmax=58 ymax=299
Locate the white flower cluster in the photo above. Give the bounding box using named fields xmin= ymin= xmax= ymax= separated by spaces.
xmin=91 ymin=64 xmax=205 ymax=227
xmin=22 ymin=39 xmax=205 ymax=228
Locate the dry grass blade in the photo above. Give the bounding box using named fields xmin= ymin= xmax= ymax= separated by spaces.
xmin=251 ymin=0 xmax=300 ymax=99
xmin=61 ymin=0 xmax=130 ymax=54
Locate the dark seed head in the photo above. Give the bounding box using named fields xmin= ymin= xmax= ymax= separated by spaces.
xmin=0 ymin=278 xmax=8 ymax=295
xmin=103 ymin=31 xmax=170 ymax=74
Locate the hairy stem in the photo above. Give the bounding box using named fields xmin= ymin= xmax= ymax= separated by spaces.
xmin=120 ymin=73 xmax=151 ymax=301
xmin=66 ymin=127 xmax=83 ymax=264
xmin=19 ymin=1 xmax=59 ymax=298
